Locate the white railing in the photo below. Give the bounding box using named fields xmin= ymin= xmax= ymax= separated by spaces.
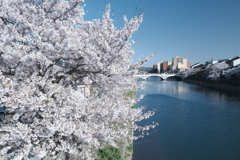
xmin=134 ymin=73 xmax=183 ymax=80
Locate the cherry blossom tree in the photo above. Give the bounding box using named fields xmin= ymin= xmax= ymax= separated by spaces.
xmin=206 ymin=61 xmax=229 ymax=80
xmin=0 ymin=0 xmax=155 ymax=159
xmin=183 ymin=61 xmax=233 ymax=81
xmin=225 ymin=65 xmax=240 ymax=79
xmin=181 ymin=68 xmax=203 ymax=78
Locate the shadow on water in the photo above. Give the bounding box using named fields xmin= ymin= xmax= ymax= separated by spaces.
xmin=166 ymin=76 xmax=182 ymax=81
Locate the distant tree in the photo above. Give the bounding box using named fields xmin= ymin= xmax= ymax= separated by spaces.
xmin=149 ymin=68 xmax=159 ymax=73
xmin=138 ymin=67 xmax=152 ymax=73
xmin=167 ymin=65 xmax=172 ymax=71
xmin=0 ymin=0 xmax=157 ymax=159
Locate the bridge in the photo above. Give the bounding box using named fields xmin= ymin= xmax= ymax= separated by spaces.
xmin=134 ymin=73 xmax=183 ymax=80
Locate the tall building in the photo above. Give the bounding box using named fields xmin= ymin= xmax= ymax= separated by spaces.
xmin=172 ymin=56 xmax=184 ymax=68
xmin=161 ymin=61 xmax=168 ymax=72
xmin=172 ymin=56 xmax=190 ymax=71
xmin=157 ymin=62 xmax=161 ymax=73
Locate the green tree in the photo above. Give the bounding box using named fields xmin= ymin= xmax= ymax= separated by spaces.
xmin=149 ymin=68 xmax=159 ymax=73
xmin=167 ymin=65 xmax=172 ymax=71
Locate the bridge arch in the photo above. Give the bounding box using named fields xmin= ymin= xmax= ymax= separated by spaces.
xmin=146 ymin=76 xmax=164 ymax=80
xmin=134 ymin=73 xmax=183 ymax=81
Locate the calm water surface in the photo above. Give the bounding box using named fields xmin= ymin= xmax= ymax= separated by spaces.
xmin=133 ymin=77 xmax=240 ymax=160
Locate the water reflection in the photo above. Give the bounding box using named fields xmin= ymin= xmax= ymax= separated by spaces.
xmin=141 ymin=77 xmax=240 ymax=106
xmin=133 ymin=77 xmax=240 ymax=160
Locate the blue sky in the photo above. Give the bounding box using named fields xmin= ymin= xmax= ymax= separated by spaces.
xmin=83 ymin=0 xmax=240 ymax=67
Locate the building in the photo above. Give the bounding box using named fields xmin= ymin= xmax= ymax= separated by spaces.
xmin=161 ymin=61 xmax=168 ymax=72
xmin=157 ymin=62 xmax=161 ymax=73
xmin=172 ymin=56 xmax=190 ymax=71
xmin=205 ymin=57 xmax=218 ymax=66
xmin=156 ymin=57 xmax=190 ymax=73
xmin=154 ymin=61 xmax=172 ymax=73
xmin=218 ymin=59 xmax=230 ymax=63
xmin=226 ymin=56 xmax=240 ymax=67
xmin=191 ymin=62 xmax=200 ymax=68
xmin=191 ymin=62 xmax=204 ymax=69
xmin=205 ymin=60 xmax=218 ymax=66
xmin=187 ymin=61 xmax=190 ymax=68
xmin=172 ymin=56 xmax=182 ymax=67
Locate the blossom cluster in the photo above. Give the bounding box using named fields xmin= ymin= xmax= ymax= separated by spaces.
xmin=224 ymin=65 xmax=240 ymax=79
xmin=0 ymin=0 xmax=155 ymax=159
xmin=182 ymin=61 xmax=240 ymax=81
xmin=206 ymin=61 xmax=229 ymax=80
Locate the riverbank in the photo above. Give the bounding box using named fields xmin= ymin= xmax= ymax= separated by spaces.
xmin=181 ymin=61 xmax=240 ymax=93
xmin=183 ymin=78 xmax=240 ymax=93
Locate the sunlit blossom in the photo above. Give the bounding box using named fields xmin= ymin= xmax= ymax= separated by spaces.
xmin=0 ymin=0 xmax=155 ymax=159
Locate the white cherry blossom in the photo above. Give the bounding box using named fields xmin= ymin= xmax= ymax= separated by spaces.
xmin=0 ymin=0 xmax=155 ymax=159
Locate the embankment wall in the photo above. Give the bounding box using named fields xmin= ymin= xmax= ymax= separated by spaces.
xmin=183 ymin=77 xmax=240 ymax=93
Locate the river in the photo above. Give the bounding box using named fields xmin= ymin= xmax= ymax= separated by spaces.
xmin=133 ymin=77 xmax=240 ymax=160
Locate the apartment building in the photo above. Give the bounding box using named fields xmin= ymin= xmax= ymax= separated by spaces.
xmin=172 ymin=56 xmax=190 ymax=71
